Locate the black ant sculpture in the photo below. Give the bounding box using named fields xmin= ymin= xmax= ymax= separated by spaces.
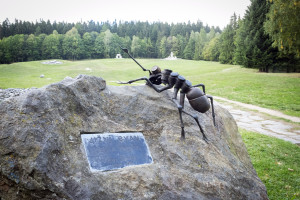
xmin=118 ymin=47 xmax=216 ymax=142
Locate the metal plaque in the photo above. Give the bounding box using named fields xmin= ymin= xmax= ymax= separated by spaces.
xmin=81 ymin=132 xmax=153 ymax=172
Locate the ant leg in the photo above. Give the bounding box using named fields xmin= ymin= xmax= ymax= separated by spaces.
xmin=176 ymin=92 xmax=208 ymax=142
xmin=178 ymin=93 xmax=208 ymax=142
xmin=193 ymin=83 xmax=205 ymax=94
xmin=118 ymin=77 xmax=148 ymax=84
xmin=179 ymin=92 xmax=185 ymax=109
xmin=118 ymin=77 xmax=146 ymax=84
xmin=182 ymin=110 xmax=209 ymax=143
xmin=173 ymin=88 xmax=179 ymax=99
xmin=207 ymin=95 xmax=216 ymax=126
xmin=172 ymin=99 xmax=186 ymax=139
xmin=172 ymin=92 xmax=208 ymax=142
xmin=118 ymin=77 xmax=172 ymax=93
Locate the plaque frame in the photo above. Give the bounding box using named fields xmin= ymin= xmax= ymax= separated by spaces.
xmin=81 ymin=132 xmax=153 ymax=172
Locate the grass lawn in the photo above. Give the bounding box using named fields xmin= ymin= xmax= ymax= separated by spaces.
xmin=1 ymin=59 xmax=299 ymax=199
xmin=0 ymin=58 xmax=299 ymax=117
xmin=241 ymin=129 xmax=300 ymax=200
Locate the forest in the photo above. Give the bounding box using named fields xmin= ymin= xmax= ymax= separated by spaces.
xmin=0 ymin=0 xmax=299 ymax=72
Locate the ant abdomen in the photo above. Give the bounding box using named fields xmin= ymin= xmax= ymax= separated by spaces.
xmin=187 ymin=87 xmax=210 ymax=113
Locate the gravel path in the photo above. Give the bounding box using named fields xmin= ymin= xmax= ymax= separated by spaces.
xmin=215 ymin=97 xmax=300 ymax=145
xmin=215 ymin=96 xmax=300 ymax=123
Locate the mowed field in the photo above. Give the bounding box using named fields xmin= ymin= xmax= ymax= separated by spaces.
xmin=1 ymin=59 xmax=300 ymax=199
xmin=0 ymin=58 xmax=299 ymax=117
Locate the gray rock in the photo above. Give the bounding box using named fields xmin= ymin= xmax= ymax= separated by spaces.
xmin=0 ymin=88 xmax=37 ymax=103
xmin=0 ymin=75 xmax=268 ymax=200
xmin=42 ymin=60 xmax=63 ymax=65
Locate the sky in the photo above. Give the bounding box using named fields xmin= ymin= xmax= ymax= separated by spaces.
xmin=0 ymin=0 xmax=251 ymax=29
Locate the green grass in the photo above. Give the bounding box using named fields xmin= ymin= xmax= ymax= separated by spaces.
xmin=241 ymin=129 xmax=300 ymax=200
xmin=0 ymin=59 xmax=299 ymax=117
xmin=1 ymin=59 xmax=300 ymax=199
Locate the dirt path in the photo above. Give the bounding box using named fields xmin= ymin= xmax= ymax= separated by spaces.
xmin=215 ymin=96 xmax=300 ymax=123
xmin=214 ymin=97 xmax=300 ymax=145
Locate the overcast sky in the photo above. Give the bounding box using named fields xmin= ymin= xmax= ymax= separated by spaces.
xmin=0 ymin=0 xmax=251 ymax=29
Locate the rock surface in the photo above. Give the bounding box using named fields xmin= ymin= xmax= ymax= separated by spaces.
xmin=0 ymin=88 xmax=36 ymax=102
xmin=0 ymin=75 xmax=268 ymax=200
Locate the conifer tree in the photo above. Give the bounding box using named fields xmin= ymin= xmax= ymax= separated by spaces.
xmin=82 ymin=32 xmax=95 ymax=59
xmin=219 ymin=13 xmax=237 ymax=64
xmin=240 ymin=0 xmax=277 ymax=72
xmin=193 ymin=29 xmax=208 ymax=60
xmin=183 ymin=31 xmax=196 ymax=60
xmin=94 ymin=33 xmax=105 ymax=58
xmin=233 ymin=19 xmax=247 ymax=65
xmin=159 ymin=36 xmax=167 ymax=58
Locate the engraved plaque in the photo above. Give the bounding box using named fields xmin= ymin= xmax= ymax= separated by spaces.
xmin=81 ymin=132 xmax=153 ymax=172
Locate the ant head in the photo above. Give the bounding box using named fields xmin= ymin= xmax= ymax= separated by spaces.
xmin=151 ymin=66 xmax=161 ymax=74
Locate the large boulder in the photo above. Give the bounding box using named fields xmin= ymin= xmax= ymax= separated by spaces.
xmin=0 ymin=75 xmax=268 ymax=200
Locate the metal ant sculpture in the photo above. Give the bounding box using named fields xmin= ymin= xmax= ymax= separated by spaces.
xmin=118 ymin=47 xmax=216 ymax=142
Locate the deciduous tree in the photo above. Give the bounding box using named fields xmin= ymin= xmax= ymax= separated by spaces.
xmin=25 ymin=34 xmax=39 ymax=61
xmin=42 ymin=31 xmax=61 ymax=59
xmin=264 ymin=0 xmax=300 ymax=57
xmin=62 ymin=27 xmax=81 ymax=60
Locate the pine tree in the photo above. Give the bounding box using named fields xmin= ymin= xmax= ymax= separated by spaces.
xmin=170 ymin=36 xmax=180 ymax=57
xmin=94 ymin=33 xmax=105 ymax=58
xmin=175 ymin=34 xmax=186 ymax=58
xmin=234 ymin=19 xmax=247 ymax=65
xmin=241 ymin=0 xmax=277 ymax=72
xmin=82 ymin=32 xmax=94 ymax=59
xmin=183 ymin=31 xmax=196 ymax=59
xmin=193 ymin=29 xmax=208 ymax=60
xmin=159 ymin=36 xmax=167 ymax=58
xmin=146 ymin=38 xmax=155 ymax=58
xmin=219 ymin=13 xmax=237 ymax=64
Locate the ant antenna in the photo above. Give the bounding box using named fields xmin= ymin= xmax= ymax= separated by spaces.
xmin=119 ymin=45 xmax=152 ymax=75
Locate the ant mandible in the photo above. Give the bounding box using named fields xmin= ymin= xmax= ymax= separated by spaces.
xmin=118 ymin=47 xmax=216 ymax=143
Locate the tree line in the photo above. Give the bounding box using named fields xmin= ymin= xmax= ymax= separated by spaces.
xmin=0 ymin=19 xmax=219 ymax=41
xmin=222 ymin=0 xmax=299 ymax=72
xmin=0 ymin=0 xmax=299 ymax=72
xmin=0 ymin=20 xmax=221 ymax=62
